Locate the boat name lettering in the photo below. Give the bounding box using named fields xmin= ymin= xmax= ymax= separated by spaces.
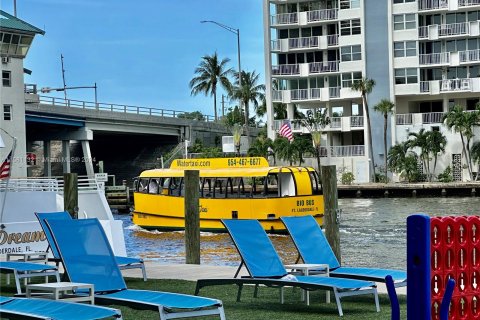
xmin=291 ymin=207 xmax=318 ymax=213
xmin=175 ymin=160 xmax=211 ymax=168
xmin=296 ymin=200 xmax=315 ymax=206
xmin=0 ymin=230 xmax=46 ymax=245
xmin=227 ymin=158 xmax=260 ymax=167
xmin=0 ymin=246 xmax=26 ymax=254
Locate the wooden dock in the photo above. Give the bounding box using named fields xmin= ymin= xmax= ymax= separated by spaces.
xmin=338 ymin=182 xmax=480 ymax=198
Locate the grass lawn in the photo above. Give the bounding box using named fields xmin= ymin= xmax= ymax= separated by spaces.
xmin=0 ymin=276 xmax=406 ymax=319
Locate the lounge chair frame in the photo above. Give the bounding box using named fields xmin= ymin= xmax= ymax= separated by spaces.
xmin=280 ymin=215 xmax=407 ymax=288
xmin=35 ymin=211 xmax=147 ymax=281
xmin=0 ymin=262 xmax=60 ymax=294
xmin=195 ymin=219 xmax=380 ymax=317
xmin=46 ymin=218 xmax=226 ymax=320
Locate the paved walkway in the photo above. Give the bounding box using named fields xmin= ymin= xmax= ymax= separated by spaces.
xmin=121 ymin=261 xmax=407 ymax=295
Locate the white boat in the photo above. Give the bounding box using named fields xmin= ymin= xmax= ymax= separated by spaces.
xmin=0 ymin=176 xmax=126 ymax=257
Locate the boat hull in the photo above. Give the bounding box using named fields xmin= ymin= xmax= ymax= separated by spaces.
xmin=132 ymin=194 xmax=324 ymax=233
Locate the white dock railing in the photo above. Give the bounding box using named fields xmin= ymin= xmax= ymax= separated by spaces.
xmin=0 ymin=176 xmax=102 ymax=193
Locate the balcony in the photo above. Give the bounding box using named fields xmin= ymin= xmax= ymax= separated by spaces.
xmin=307 ymin=9 xmax=338 ymax=23
xmin=308 ymin=61 xmax=339 ymax=74
xmin=419 ymin=52 xmax=450 ymax=66
xmin=271 ymin=12 xmax=298 ymax=26
xmin=460 ymin=49 xmax=480 ymax=63
xmin=440 ymin=78 xmax=472 ymax=92
xmin=459 ymin=0 xmax=480 ymax=6
xmin=273 ymin=116 xmax=364 ymax=134
xmin=330 ymin=145 xmax=365 ymax=157
xmin=419 ymin=22 xmax=470 ymax=40
xmin=271 ymin=64 xmax=300 ymax=76
xmin=271 ymin=34 xmax=339 ymax=52
xmin=418 ymin=0 xmax=448 ymax=11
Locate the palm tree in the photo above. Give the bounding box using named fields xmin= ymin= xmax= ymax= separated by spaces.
xmin=471 ymin=141 xmax=480 ymax=181
xmin=248 ymin=132 xmax=273 ymax=159
xmin=274 ymin=137 xmax=298 ymax=165
xmin=293 ymin=135 xmax=315 ymax=166
xmin=443 ymin=105 xmax=480 ymax=180
xmin=408 ymin=128 xmax=430 ymax=181
xmin=427 ymin=131 xmax=447 ymax=181
xmin=373 ymin=99 xmax=395 ymax=182
xmin=230 ymin=70 xmax=265 ymax=138
xmin=302 ymin=109 xmax=330 ymax=188
xmin=351 ymin=77 xmax=376 ymax=182
xmin=387 ymin=142 xmax=419 ymax=182
xmin=189 ymin=52 xmax=233 ymax=121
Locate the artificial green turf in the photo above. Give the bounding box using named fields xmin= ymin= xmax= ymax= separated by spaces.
xmin=0 ymin=276 xmax=406 ymax=319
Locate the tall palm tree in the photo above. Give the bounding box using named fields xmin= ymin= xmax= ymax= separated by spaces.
xmin=189 ymin=52 xmax=233 ymax=121
xmin=373 ymin=99 xmax=395 ymax=181
xmin=230 ymin=70 xmax=265 ymax=138
xmin=274 ymin=137 xmax=298 ymax=166
xmin=351 ymin=77 xmax=376 ymax=182
xmin=427 ymin=131 xmax=447 ymax=181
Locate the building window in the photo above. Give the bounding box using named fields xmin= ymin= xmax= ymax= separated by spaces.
xmin=342 ymin=72 xmax=362 ymax=88
xmin=395 ymin=68 xmax=418 ymax=84
xmin=340 ymin=19 xmax=361 ymax=36
xmin=3 ymin=104 xmax=12 ymax=121
xmin=341 ymin=45 xmax=361 ymax=61
xmin=394 ymin=14 xmax=416 ymax=30
xmin=340 ymin=0 xmax=360 ymax=9
xmin=2 ymin=71 xmax=11 ymax=87
xmin=394 ymin=41 xmax=417 ymax=57
xmin=393 ymin=0 xmax=415 ymax=3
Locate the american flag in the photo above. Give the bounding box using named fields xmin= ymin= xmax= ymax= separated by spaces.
xmin=279 ymin=120 xmax=294 ymax=142
xmin=0 ymin=151 xmax=12 ymax=180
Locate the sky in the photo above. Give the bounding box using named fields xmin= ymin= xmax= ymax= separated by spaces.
xmin=1 ymin=0 xmax=266 ymax=117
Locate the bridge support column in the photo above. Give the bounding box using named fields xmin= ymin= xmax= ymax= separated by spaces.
xmin=62 ymin=140 xmax=71 ymax=173
xmin=43 ymin=140 xmax=52 ymax=177
xmin=81 ymin=140 xmax=95 ymax=177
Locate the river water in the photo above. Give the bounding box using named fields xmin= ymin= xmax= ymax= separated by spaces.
xmin=115 ymin=197 xmax=480 ymax=270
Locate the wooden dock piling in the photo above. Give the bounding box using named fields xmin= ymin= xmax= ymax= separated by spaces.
xmin=63 ymin=173 xmax=78 ymax=219
xmin=321 ymin=165 xmax=341 ymax=263
xmin=184 ymin=170 xmax=200 ymax=264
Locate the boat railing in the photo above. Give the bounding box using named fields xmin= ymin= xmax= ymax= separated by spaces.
xmin=0 ymin=176 xmax=102 ymax=193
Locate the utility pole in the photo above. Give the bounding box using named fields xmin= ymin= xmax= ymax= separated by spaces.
xmin=60 ymin=54 xmax=68 ymax=101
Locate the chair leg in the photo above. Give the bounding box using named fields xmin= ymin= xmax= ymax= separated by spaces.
xmin=236 ymin=283 xmax=243 ymax=302
xmin=218 ymin=305 xmax=227 ymax=320
xmin=14 ymin=271 xmax=22 ymax=295
xmin=141 ymin=263 xmax=147 ymax=281
xmin=253 ymin=284 xmax=259 ymax=298
xmin=373 ymin=287 xmax=380 ymax=312
xmin=333 ymin=288 xmax=343 ymax=317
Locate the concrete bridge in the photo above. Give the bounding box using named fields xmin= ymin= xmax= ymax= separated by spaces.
xmin=24 ymin=92 xmax=232 ymax=180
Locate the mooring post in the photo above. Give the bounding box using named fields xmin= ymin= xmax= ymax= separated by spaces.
xmin=63 ymin=173 xmax=78 ymax=219
xmin=321 ymin=165 xmax=341 ymax=263
xmin=184 ymin=170 xmax=200 ymax=264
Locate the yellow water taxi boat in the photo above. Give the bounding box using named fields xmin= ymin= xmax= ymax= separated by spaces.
xmin=132 ymin=157 xmax=323 ymax=233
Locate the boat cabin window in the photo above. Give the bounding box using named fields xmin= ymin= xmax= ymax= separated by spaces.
xmin=309 ymin=171 xmax=322 ymax=195
xmin=137 ymin=178 xmax=149 ymax=193
xmin=148 ymin=178 xmax=162 ymax=194
xmin=278 ymin=172 xmax=296 ymax=197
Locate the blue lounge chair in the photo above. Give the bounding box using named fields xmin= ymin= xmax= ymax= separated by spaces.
xmin=281 ymin=215 xmax=407 ymax=287
xmin=196 ymin=219 xmax=379 ymax=317
xmin=45 ymin=218 xmax=225 ymax=320
xmin=0 ymin=295 xmax=122 ymax=319
xmin=35 ymin=211 xmax=147 ymax=281
xmin=0 ymin=261 xmax=60 ymax=294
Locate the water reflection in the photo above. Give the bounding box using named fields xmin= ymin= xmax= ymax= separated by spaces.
xmin=116 ymin=197 xmax=480 ymax=269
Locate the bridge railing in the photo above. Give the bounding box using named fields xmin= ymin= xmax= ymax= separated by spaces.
xmin=37 ymin=95 xmax=216 ymax=122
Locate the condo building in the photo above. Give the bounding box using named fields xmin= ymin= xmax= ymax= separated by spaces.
xmin=263 ymin=0 xmax=480 ymax=183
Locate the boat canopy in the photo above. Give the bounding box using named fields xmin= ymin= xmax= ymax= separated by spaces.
xmin=139 ymin=166 xmax=316 ymax=179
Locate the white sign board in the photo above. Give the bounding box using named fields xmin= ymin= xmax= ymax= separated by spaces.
xmin=95 ymin=173 xmax=108 ymax=182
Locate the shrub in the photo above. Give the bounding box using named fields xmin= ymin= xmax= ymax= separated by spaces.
xmin=437 ymin=166 xmax=454 ymax=183
xmin=341 ymin=172 xmax=355 ymax=185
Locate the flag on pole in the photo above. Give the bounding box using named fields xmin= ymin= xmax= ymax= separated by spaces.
xmin=0 ymin=151 xmax=12 ymax=180
xmin=279 ymin=120 xmax=294 ymax=142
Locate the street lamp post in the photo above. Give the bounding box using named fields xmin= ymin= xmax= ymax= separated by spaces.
xmin=201 ymin=20 xmax=248 ymax=136
xmin=41 ymin=83 xmax=98 ymax=106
